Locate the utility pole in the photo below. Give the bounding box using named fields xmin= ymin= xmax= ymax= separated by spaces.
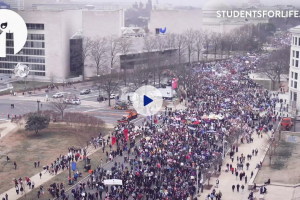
xmin=37 ymin=99 xmax=40 ymax=115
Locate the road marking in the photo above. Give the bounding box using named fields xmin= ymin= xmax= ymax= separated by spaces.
xmin=83 ymin=108 xmax=104 ymax=112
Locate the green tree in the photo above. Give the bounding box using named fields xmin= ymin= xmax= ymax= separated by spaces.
xmin=25 ymin=115 xmax=50 ymax=134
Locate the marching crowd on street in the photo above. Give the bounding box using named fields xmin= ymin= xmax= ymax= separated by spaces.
xmin=1 ymin=31 xmax=291 ymax=200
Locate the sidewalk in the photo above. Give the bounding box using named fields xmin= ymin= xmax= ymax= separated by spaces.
xmin=0 ymin=122 xmax=17 ymax=139
xmin=0 ymin=133 xmax=111 ymax=200
xmin=199 ymin=130 xmax=270 ymax=200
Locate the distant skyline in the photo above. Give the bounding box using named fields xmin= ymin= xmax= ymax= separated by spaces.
xmin=75 ymin=0 xmax=300 ymax=7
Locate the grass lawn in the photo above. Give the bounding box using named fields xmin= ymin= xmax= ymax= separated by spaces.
xmin=0 ymin=124 xmax=98 ymax=194
xmin=17 ymin=143 xmax=109 ymax=200
xmin=255 ymin=132 xmax=300 ymax=184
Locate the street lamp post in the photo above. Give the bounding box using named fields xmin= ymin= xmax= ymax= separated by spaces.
xmin=68 ymin=152 xmax=72 ymax=184
xmin=196 ymin=166 xmax=199 ymax=195
xmin=37 ymin=99 xmax=40 ymax=115
xmin=222 ymin=136 xmax=227 ymax=159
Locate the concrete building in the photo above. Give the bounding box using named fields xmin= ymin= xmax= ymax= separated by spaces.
xmin=1 ymin=0 xmax=24 ymax=10
xmin=83 ymin=10 xmax=124 ymax=39
xmin=148 ymin=9 xmax=202 ymax=35
xmin=289 ymin=26 xmax=300 ymax=112
xmin=0 ymin=9 xmax=124 ymax=80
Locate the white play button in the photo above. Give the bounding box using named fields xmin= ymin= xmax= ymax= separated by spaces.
xmin=132 ymin=85 xmax=163 ymax=116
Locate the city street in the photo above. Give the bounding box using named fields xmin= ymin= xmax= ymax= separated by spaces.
xmin=0 ymin=91 xmax=145 ymax=126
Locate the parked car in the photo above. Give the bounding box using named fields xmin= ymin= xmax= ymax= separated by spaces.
xmin=63 ymin=99 xmax=81 ymax=105
xmin=80 ymin=89 xmax=91 ymax=95
xmin=110 ymin=94 xmax=117 ymax=99
xmin=71 ymin=99 xmax=81 ymax=105
xmin=53 ymin=92 xmax=64 ymax=98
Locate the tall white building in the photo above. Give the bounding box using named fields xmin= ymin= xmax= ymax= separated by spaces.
xmin=1 ymin=0 xmax=24 ymax=10
xmin=0 ymin=9 xmax=124 ymax=80
xmin=289 ymin=26 xmax=300 ymax=112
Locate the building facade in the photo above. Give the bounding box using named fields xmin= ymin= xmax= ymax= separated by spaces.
xmin=1 ymin=0 xmax=23 ymax=10
xmin=289 ymin=25 xmax=300 ymax=112
xmin=0 ymin=9 xmax=124 ymax=80
xmin=148 ymin=9 xmax=203 ymax=35
xmin=0 ymin=10 xmax=82 ymax=80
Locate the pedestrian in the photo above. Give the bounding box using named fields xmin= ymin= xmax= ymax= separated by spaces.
xmin=216 ymin=179 xmax=219 ymax=188
xmin=38 ymin=161 xmax=40 ymax=167
xmin=20 ymin=186 xmax=23 ymax=195
xmin=235 ymin=171 xmax=239 ymax=180
xmin=15 ymin=185 xmax=19 ymax=195
xmin=246 ymin=162 xmax=250 ymax=170
xmin=14 ymin=162 xmax=17 ymax=170
xmin=32 ymin=181 xmax=35 ymax=189
xmin=237 ymin=184 xmax=240 ymax=193
xmin=39 ymin=172 xmax=42 ymax=179
xmin=37 ymin=191 xmax=40 ymax=199
xmin=241 ymin=185 xmax=245 ymax=193
xmin=231 ymin=156 xmax=234 ymax=163
xmin=5 ymin=194 xmax=8 ymax=200
xmin=245 ymin=175 xmax=248 ymax=184
xmin=34 ymin=161 xmax=37 ymax=168
xmin=250 ymin=171 xmax=254 ymax=179
xmin=232 ymin=185 xmax=235 ymax=192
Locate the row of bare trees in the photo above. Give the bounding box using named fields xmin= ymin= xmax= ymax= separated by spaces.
xmin=80 ymin=23 xmax=268 ymax=80
xmin=257 ymin=46 xmax=290 ymax=90
xmin=81 ymin=36 xmax=134 ymax=79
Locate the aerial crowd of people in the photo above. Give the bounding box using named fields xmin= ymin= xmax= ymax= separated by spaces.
xmin=1 ymin=31 xmax=291 ymax=200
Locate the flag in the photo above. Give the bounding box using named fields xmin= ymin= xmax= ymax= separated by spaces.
xmin=154 ymin=116 xmax=158 ymax=124
xmin=172 ymin=78 xmax=178 ymax=89
xmin=124 ymin=129 xmax=128 ymax=141
xmin=112 ymin=137 xmax=116 ymax=145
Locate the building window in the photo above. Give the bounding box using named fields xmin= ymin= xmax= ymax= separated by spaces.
xmin=296 ymin=60 xmax=299 ymax=67
xmin=26 ymin=23 xmax=44 ymax=30
xmin=292 ymin=59 xmax=295 ymax=66
xmin=27 ymin=34 xmax=45 ymax=41
xmin=291 ymin=80 xmax=293 ymax=87
xmin=297 ymin=51 xmax=299 ymax=58
xmin=295 ymin=73 xmax=298 ymax=80
xmin=296 ymin=37 xmax=298 ymax=46
xmin=294 ymin=92 xmax=298 ymax=102
xmin=293 ymin=50 xmax=295 ymax=57
xmin=295 ymin=81 xmax=298 ymax=89
xmin=291 ymin=91 xmax=293 ymax=100
xmin=292 ymin=72 xmax=294 ymax=79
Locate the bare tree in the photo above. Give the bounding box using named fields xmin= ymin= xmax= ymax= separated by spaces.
xmin=119 ymin=37 xmax=134 ymax=86
xmin=107 ymin=36 xmax=121 ymax=74
xmin=81 ymin=37 xmax=92 ymax=80
xmin=258 ymin=46 xmax=290 ymax=90
xmin=185 ymin=29 xmax=196 ymax=64
xmin=264 ymin=132 xmax=279 ymax=166
xmin=165 ymin=33 xmax=176 ymax=50
xmin=211 ymin=32 xmax=221 ymax=59
xmin=156 ymin=36 xmax=168 ymax=86
xmin=96 ymin=72 xmax=120 ymax=106
xmin=49 ymin=98 xmax=69 ymax=120
xmin=129 ymin=65 xmax=149 ymax=90
xmin=174 ymin=33 xmax=187 ymax=64
xmin=90 ymin=37 xmax=108 ymax=76
xmin=194 ymin=29 xmax=204 ymax=62
xmin=203 ymin=30 xmax=212 ymax=60
xmin=143 ymin=36 xmax=157 ymax=85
